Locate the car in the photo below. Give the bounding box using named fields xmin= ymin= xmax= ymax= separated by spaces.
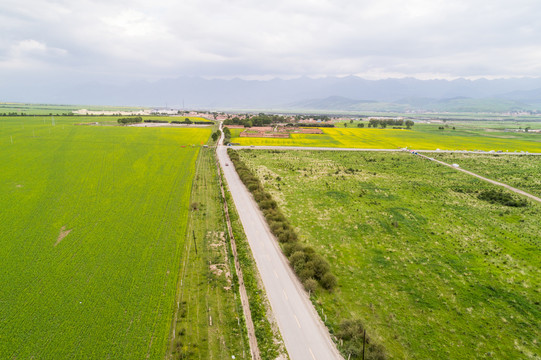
xmin=225 ymin=163 xmax=229 ymax=166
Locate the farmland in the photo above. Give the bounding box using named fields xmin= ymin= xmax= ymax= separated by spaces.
xmin=0 ymin=116 xmax=216 ymax=358
xmin=236 ymin=149 xmax=541 ymax=359
xmin=228 ymin=126 xmax=541 ymax=152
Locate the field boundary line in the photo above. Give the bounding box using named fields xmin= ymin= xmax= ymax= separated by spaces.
xmin=228 ymin=145 xmax=541 ymax=155
xmin=214 ymin=149 xmax=261 ymax=360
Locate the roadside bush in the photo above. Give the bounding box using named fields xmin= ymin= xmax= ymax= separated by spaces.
xmin=227 ymin=148 xmax=338 ymax=292
xmin=259 ymin=199 xmax=277 ymax=210
xmin=247 ymin=183 xmax=260 ymax=192
xmin=299 ymin=266 xmax=315 ymax=281
xmin=278 ymin=229 xmax=297 ymax=243
xmin=289 ymin=251 xmax=306 ymax=269
xmin=283 ymin=242 xmax=304 ymax=257
xmin=270 ymin=221 xmax=286 ymax=233
xmin=311 ymin=255 xmax=331 ymax=279
xmin=303 ymin=278 xmax=318 ymax=293
xmin=320 ymin=272 xmax=337 ymax=290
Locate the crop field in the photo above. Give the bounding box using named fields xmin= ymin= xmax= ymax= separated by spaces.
xmin=236 ymin=149 xmax=541 ymax=359
xmin=430 ymin=153 xmax=541 ymax=198
xmin=0 ymin=116 xmax=212 ymax=359
xmin=0 ymin=103 xmax=148 ymax=115
xmin=229 ymin=126 xmax=541 ymax=152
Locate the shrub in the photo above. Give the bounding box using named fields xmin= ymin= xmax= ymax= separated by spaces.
xmin=320 ymin=272 xmax=337 ymax=290
xmin=283 ymin=242 xmax=304 ymax=257
xmin=303 ymin=278 xmax=318 ymax=293
xmin=311 ymin=256 xmax=331 ymax=280
xmin=289 ymin=251 xmax=306 ymax=268
xmin=299 ymin=265 xmax=315 ymax=281
xmin=478 ymin=189 xmax=528 ymax=207
xmin=247 ymin=183 xmax=260 ymax=192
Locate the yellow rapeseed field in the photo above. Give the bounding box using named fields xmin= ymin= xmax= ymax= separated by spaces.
xmin=230 ymin=127 xmax=541 ymax=152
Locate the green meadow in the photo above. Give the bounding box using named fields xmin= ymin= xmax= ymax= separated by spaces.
xmin=430 ymin=153 xmax=541 ymax=198
xmin=229 ymin=126 xmax=541 ymax=152
xmin=0 ymin=116 xmax=214 ymax=358
xmin=237 ymin=149 xmax=541 ymax=359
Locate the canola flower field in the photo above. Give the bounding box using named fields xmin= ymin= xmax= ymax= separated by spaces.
xmin=230 ymin=126 xmax=541 ymax=152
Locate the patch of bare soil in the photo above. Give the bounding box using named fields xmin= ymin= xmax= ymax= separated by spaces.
xmin=208 ymin=231 xmax=232 ymax=290
xmin=55 ymin=226 xmax=72 ymax=247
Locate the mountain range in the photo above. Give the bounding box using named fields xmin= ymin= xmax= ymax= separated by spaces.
xmin=3 ymin=76 xmax=541 ymax=112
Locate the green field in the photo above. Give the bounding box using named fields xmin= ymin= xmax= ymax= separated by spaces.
xmin=236 ymin=149 xmax=541 ymax=359
xmin=0 ymin=103 xmax=148 ymax=115
xmin=0 ymin=116 xmax=213 ymax=358
xmin=229 ymin=126 xmax=541 ymax=152
xmin=430 ymin=153 xmax=541 ymax=198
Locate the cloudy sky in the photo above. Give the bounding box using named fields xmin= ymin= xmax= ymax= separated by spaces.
xmin=1 ymin=0 xmax=540 ymax=86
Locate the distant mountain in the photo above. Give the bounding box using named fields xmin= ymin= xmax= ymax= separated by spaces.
xmin=2 ymin=76 xmax=541 ymax=111
xmin=498 ymin=87 xmax=541 ymax=102
xmin=285 ymin=95 xmax=534 ymax=113
xmin=287 ymin=96 xmax=376 ymax=110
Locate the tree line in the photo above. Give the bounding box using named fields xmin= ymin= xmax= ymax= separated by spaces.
xmin=117 ymin=116 xmax=143 ymax=124
xmin=368 ymin=119 xmax=414 ymax=129
xmin=223 ymin=113 xmax=290 ymax=127
xmin=227 ymin=149 xmax=337 ymax=292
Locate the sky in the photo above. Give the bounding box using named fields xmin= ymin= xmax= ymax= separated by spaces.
xmin=1 ymin=0 xmax=541 ymax=86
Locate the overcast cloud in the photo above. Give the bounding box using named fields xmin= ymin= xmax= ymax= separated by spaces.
xmin=1 ymin=0 xmax=541 ymax=86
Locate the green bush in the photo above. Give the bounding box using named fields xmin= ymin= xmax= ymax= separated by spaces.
xmin=478 ymin=189 xmax=528 ymax=207
xmin=303 ymin=278 xmax=318 ymax=293
xmin=320 ymin=272 xmax=337 ymax=290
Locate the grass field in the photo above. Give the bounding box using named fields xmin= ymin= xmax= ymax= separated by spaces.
xmin=0 ymin=103 xmax=148 ymax=115
xmin=430 ymin=153 xmax=541 ymax=198
xmin=229 ymin=126 xmax=541 ymax=152
xmin=237 ymin=149 xmax=541 ymax=359
xmin=168 ymin=147 xmax=249 ymax=359
xmin=0 ymin=116 xmax=212 ymax=359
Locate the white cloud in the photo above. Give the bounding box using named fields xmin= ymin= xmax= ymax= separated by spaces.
xmin=1 ymin=0 xmax=541 ymax=82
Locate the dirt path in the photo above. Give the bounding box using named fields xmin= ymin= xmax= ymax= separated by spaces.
xmin=419 ymin=154 xmax=541 ymax=204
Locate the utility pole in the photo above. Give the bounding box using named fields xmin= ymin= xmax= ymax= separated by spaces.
xmin=193 ymin=230 xmax=197 ymax=255
xmin=362 ymin=329 xmax=366 ymax=360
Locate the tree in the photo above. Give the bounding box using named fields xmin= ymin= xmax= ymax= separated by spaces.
xmin=405 ymin=120 xmax=414 ymax=129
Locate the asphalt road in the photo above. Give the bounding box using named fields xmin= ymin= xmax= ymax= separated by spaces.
xmin=217 ymin=132 xmax=343 ymax=360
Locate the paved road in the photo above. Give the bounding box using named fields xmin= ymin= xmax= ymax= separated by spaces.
xmin=217 ymin=130 xmax=343 ymax=360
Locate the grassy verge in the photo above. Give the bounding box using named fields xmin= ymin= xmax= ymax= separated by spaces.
xmin=236 ymin=149 xmax=541 ymax=360
xmin=221 ymin=164 xmax=287 ymax=360
xmin=167 ymin=146 xmax=249 ymax=359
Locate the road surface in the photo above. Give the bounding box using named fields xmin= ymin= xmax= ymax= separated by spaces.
xmin=217 ymin=131 xmax=343 ymax=360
